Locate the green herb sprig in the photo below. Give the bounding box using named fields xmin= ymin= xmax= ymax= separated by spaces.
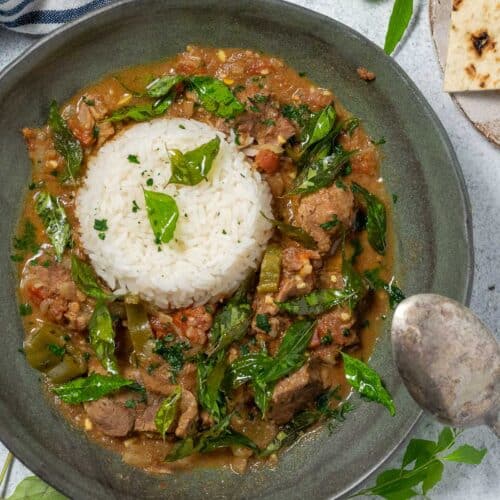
xmin=353 ymin=427 xmax=487 ymax=499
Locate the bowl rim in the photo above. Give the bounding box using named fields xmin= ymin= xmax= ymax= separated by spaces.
xmin=0 ymin=0 xmax=474 ymax=498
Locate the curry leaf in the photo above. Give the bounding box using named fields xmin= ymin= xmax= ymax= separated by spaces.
xmin=89 ymin=302 xmax=118 ymax=375
xmin=351 ymin=182 xmax=387 ymax=254
xmin=146 ymin=75 xmax=184 ymax=98
xmin=52 ymin=373 xmax=136 ymax=404
xmin=197 ymin=351 xmax=227 ymax=420
xmin=208 ymin=280 xmax=253 ymax=356
xmin=228 ymin=320 xmax=315 ymax=414
xmin=288 ymin=147 xmax=354 ymax=196
xmin=261 ymin=319 xmax=315 ymax=384
xmin=261 ymin=212 xmax=317 ymax=250
xmin=166 ymin=415 xmax=259 ymax=461
xmin=155 ymin=386 xmax=182 ymax=439
xmin=384 ymin=0 xmax=414 ymax=55
xmin=34 ymin=192 xmax=71 ymax=261
xmin=341 ymin=353 xmax=395 ymax=416
xmin=143 ymin=190 xmax=179 ymax=244
xmin=48 ymin=101 xmax=83 ymax=181
xmin=301 ymin=105 xmax=336 ymax=151
xmin=277 ymin=252 xmax=366 ymax=315
xmin=6 ymin=475 xmax=67 ymax=500
xmin=356 ymin=427 xmax=487 ymax=499
xmin=107 ymin=95 xmax=173 ymax=123
xmin=189 ymin=76 xmax=245 ymax=119
xmin=169 ymin=136 xmax=221 ymax=186
xmin=364 ymin=268 xmax=405 ymax=309
xmin=443 ymin=445 xmax=488 ymax=464
xmin=71 ymin=255 xmax=113 ymax=301
xmin=277 ymin=287 xmax=357 ymax=316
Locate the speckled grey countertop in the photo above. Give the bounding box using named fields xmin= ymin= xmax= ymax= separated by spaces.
xmin=0 ymin=0 xmax=498 ymax=498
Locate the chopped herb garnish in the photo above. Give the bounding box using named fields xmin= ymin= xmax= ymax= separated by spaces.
xmin=125 ymin=399 xmax=137 ymax=409
xmin=320 ymin=215 xmax=339 ymax=231
xmin=255 ymin=313 xmax=271 ymax=333
xmin=299 ymin=71 xmax=307 ymax=77
xmin=146 ymin=178 xmax=154 ymax=186
xmin=179 ymin=124 xmax=186 ymax=129
xmin=154 ymin=340 xmax=190 ymax=380
xmin=320 ymin=334 xmax=332 ymax=345
xmin=47 ymin=343 xmax=65 ymax=357
xmin=261 ymin=118 xmax=276 ymax=126
xmin=132 ymin=200 xmax=140 ymax=213
xmin=93 ymin=219 xmax=108 ymax=232
xmin=392 ymin=193 xmax=398 ymax=204
xmin=127 ymin=154 xmax=140 ymax=164
xmin=233 ymin=84 xmax=245 ymax=93
xmin=19 ymin=303 xmax=32 ymax=316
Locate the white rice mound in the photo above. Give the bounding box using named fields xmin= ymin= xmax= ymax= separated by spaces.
xmin=76 ymin=118 xmax=273 ymax=309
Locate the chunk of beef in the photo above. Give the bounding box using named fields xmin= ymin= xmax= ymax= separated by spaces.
xmin=310 ymin=308 xmax=358 ymax=364
xmin=275 ymin=245 xmax=321 ymax=302
xmin=134 ymin=396 xmax=163 ymax=433
xmin=95 ymin=120 xmax=115 ymax=148
xmin=267 ymin=362 xmax=327 ymax=424
xmin=175 ymin=390 xmax=198 ymax=438
xmin=65 ymin=100 xmax=96 ymax=147
xmin=22 ymin=126 xmax=64 ymax=172
xmin=23 ymin=262 xmax=94 ymax=331
xmin=84 ymin=393 xmax=135 ymax=437
xmin=339 ymin=129 xmax=378 ymax=176
xmin=297 ymin=185 xmax=355 ymax=253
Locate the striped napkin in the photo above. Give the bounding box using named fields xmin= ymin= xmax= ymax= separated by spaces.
xmin=0 ymin=0 xmax=113 ymax=35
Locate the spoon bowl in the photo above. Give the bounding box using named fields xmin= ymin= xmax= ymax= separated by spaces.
xmin=391 ymin=294 xmax=499 ymax=434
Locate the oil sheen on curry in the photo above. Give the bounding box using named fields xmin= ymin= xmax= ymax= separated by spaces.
xmin=14 ymin=46 xmax=403 ymax=473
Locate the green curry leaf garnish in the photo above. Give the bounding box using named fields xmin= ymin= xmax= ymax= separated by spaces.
xmin=169 ymin=136 xmax=221 ymax=186
xmin=70 ymin=255 xmax=114 ymax=301
xmin=47 ymin=101 xmax=83 ymax=181
xmin=341 ymin=352 xmax=395 ymax=416
xmin=52 ymin=373 xmax=136 ymax=404
xmin=351 ymin=182 xmax=387 ymax=255
xmin=34 ymin=192 xmax=71 ymax=261
xmin=155 ymin=386 xmax=182 ymax=439
xmin=189 ymin=76 xmax=245 ymax=119
xmin=143 ymin=190 xmax=179 ymax=244
xmin=88 ymin=302 xmax=119 ymax=375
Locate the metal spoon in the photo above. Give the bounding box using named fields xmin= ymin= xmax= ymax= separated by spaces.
xmin=391 ymin=294 xmax=499 ymax=436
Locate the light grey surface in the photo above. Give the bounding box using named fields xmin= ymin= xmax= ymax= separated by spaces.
xmin=0 ymin=0 xmax=498 ymax=498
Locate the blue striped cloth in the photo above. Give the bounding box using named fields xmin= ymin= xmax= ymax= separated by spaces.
xmin=0 ymin=0 xmax=113 ymax=34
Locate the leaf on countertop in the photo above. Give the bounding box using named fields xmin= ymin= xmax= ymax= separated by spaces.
xmin=6 ymin=475 xmax=67 ymax=500
xmin=34 ymin=192 xmax=71 ymax=261
xmin=47 ymin=101 xmax=83 ymax=181
xmin=384 ymin=0 xmax=414 ymax=55
xmin=443 ymin=444 xmax=488 ymax=465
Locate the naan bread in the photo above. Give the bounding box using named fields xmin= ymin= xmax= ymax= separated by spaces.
xmin=444 ymin=0 xmax=499 ymax=91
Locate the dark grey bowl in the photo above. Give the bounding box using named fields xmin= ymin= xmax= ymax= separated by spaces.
xmin=0 ymin=1 xmax=473 ymax=498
